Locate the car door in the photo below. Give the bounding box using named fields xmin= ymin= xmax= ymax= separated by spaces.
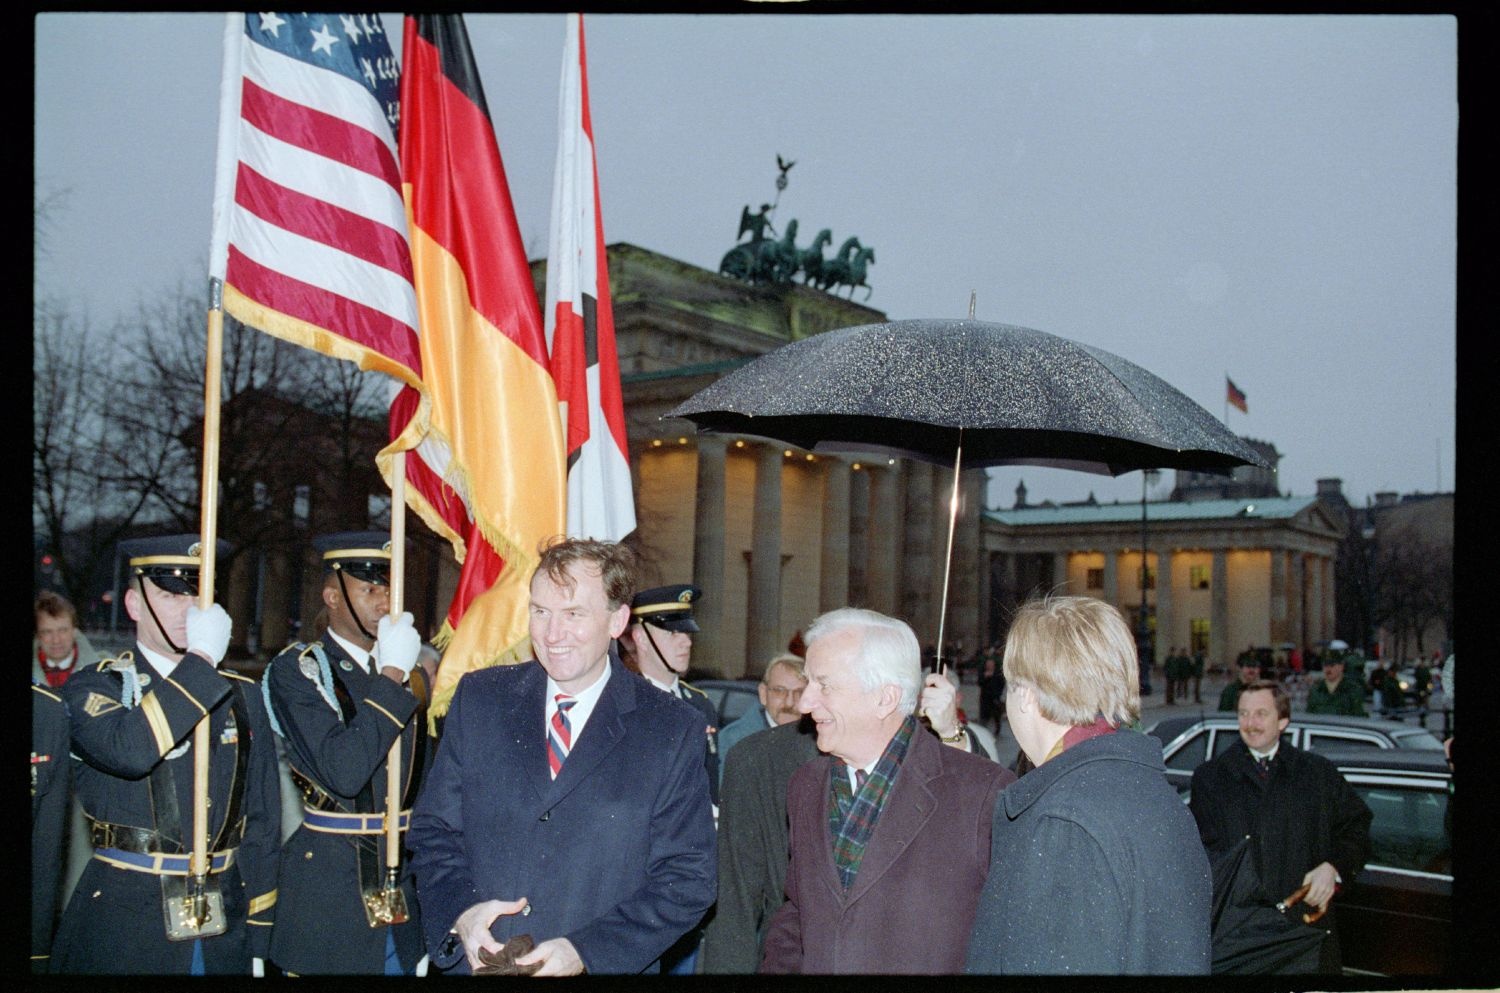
xmin=1335 ymin=769 xmax=1452 ymax=975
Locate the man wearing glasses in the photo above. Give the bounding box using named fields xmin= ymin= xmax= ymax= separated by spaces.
xmin=714 ymin=654 xmax=808 ymax=782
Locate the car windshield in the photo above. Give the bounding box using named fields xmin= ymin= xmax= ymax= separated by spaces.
xmin=1394 ymin=730 xmax=1445 ymax=750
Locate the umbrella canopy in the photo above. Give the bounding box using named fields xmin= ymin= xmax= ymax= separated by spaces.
xmin=669 ymin=318 xmax=1267 ymax=475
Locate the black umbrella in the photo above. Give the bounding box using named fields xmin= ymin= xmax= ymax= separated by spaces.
xmin=669 ymin=318 xmax=1267 ymax=475
xmin=1208 ymin=836 xmax=1328 ymax=974
xmin=669 ymin=318 xmax=1267 ymax=666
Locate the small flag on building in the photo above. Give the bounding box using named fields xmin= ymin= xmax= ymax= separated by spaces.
xmin=1226 ymin=376 xmax=1248 ymax=414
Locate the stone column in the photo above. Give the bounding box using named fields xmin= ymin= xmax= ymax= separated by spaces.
xmin=691 ymin=436 xmax=727 ymax=676
xmin=950 ymin=470 xmax=983 ymax=661
xmin=1269 ymin=549 xmax=1288 ymax=647
xmin=867 ymin=463 xmax=900 ymax=616
xmin=1211 ymin=550 xmax=1230 ymax=671
xmin=1323 ymin=557 xmax=1336 ymax=644
xmin=746 ymin=442 xmax=783 ymax=676
xmin=1306 ymin=554 xmax=1323 ymax=647
xmin=901 ymin=461 xmax=934 ymax=642
xmin=819 ymin=458 xmax=851 ymax=613
xmin=1103 ymin=550 xmax=1119 ymax=604
xmin=848 ymin=466 xmax=870 ymax=606
xmin=1052 ymin=553 xmax=1069 ymax=596
xmin=1290 ymin=554 xmax=1306 ymax=653
xmin=1155 ymin=550 xmax=1173 ymax=662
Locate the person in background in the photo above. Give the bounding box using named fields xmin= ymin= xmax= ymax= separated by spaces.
xmin=715 ymin=653 xmax=808 ymax=778
xmin=1306 ymin=651 xmax=1367 ymax=717
xmin=1218 ymin=654 xmax=1262 ymax=713
xmin=32 ymin=682 xmax=70 ymax=972
xmin=34 ymin=591 xmax=100 ymax=687
xmin=966 ymin=596 xmax=1210 ymax=975
xmin=1190 ymin=680 xmax=1372 ymax=973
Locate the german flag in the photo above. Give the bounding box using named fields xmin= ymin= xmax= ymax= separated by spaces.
xmin=399 ymin=14 xmax=565 ymax=715
xmin=1226 ymin=376 xmax=1248 ymax=414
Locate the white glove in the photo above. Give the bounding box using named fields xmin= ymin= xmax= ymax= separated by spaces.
xmin=252 ymin=957 xmax=265 ymax=978
xmin=376 ymin=612 xmax=420 ymax=677
xmin=186 ymin=603 xmax=232 ymax=665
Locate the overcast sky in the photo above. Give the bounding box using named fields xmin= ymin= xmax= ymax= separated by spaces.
xmin=33 ymin=13 xmax=1457 ymax=511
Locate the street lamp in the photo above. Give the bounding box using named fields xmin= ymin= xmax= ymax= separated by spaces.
xmin=1139 ymin=468 xmax=1161 ymax=695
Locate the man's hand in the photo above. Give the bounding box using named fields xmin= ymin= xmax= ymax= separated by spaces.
xmin=454 ymin=897 xmax=529 ymax=972
xmin=186 ymin=603 xmax=232 ymax=665
xmin=919 ymin=670 xmax=966 ymax=745
xmin=1301 ymin=861 xmax=1339 ymax=911
xmin=514 ymin=937 xmax=585 ymax=977
xmin=375 ymin=612 xmax=420 ymax=683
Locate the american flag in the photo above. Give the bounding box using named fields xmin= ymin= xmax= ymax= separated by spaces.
xmin=209 ymin=13 xmax=423 ymax=386
xmin=209 ymin=12 xmax=468 ymax=559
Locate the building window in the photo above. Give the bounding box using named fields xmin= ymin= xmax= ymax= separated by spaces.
xmin=368 ymin=493 xmax=392 ymax=529
xmin=1086 ymin=568 xmax=1104 ymax=590
xmin=293 ymin=484 xmax=311 ymax=527
xmin=1190 ymin=618 xmax=1210 ymax=654
xmin=1139 ymin=566 xmax=1155 ymax=590
xmin=1190 ymin=565 xmax=1210 ymax=590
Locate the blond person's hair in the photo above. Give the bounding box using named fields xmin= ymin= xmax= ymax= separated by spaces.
xmin=1003 ymin=595 xmax=1140 ymax=727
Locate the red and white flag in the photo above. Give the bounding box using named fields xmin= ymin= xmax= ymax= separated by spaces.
xmin=544 ymin=13 xmax=636 ymax=542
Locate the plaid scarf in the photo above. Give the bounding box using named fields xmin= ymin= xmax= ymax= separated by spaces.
xmin=828 ymin=713 xmax=917 ymax=890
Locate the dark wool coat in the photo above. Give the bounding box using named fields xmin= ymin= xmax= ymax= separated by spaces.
xmin=760 ymin=724 xmax=1013 ymax=974
xmin=408 ymin=655 xmax=716 ymax=975
xmin=700 ymin=718 xmax=819 ymax=973
xmin=53 ymin=650 xmax=281 ymax=974
xmin=1188 ymin=737 xmax=1372 ymax=970
xmin=966 ymin=730 xmax=1212 ymax=975
xmin=263 ymin=636 xmax=432 ymax=974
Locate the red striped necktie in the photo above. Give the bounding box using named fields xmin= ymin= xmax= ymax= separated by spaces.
xmin=548 ymin=694 xmax=577 ymax=779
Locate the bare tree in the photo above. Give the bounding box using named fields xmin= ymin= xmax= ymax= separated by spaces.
xmin=33 ymin=296 xmax=159 ymax=611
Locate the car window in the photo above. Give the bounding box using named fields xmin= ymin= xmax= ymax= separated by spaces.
xmin=1352 ymin=781 xmax=1451 ymax=876
xmin=1165 ymin=730 xmax=1208 ymax=771
xmin=1210 ymin=729 xmax=1237 ymax=759
xmin=1306 ymin=731 xmax=1382 ymax=753
xmin=1394 ymin=731 xmax=1445 ymax=751
xmin=721 ymin=687 xmax=757 ymax=724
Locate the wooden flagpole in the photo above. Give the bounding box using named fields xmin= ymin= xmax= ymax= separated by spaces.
xmin=190 ymin=287 xmax=226 ymax=927
xmin=384 ymin=451 xmax=407 ymax=910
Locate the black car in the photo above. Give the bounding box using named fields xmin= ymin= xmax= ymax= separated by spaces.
xmin=689 ymin=678 xmax=760 ymax=727
xmin=1313 ymin=749 xmax=1452 ymax=976
xmin=1147 ymin=713 xmax=1443 ymax=794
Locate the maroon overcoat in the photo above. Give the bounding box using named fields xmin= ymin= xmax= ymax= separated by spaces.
xmin=760 ymin=724 xmax=1013 ymax=973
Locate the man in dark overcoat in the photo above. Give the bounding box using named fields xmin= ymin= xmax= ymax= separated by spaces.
xmin=407 ymin=538 xmax=716 ymax=975
xmin=261 ymin=532 xmax=432 ymax=974
xmin=700 ymin=717 xmax=818 ymax=973
xmin=760 ymin=608 xmax=1013 ymax=973
xmin=1190 ymin=679 xmax=1372 ymax=972
xmin=51 ymin=535 xmax=280 ymax=974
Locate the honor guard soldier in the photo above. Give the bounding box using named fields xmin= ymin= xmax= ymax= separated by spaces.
xmin=260 ymin=532 xmax=433 ymax=975
xmin=622 ymin=583 xmax=717 ymax=975
xmin=32 ymin=682 xmax=70 ymax=972
xmin=52 ymin=535 xmax=281 ymax=974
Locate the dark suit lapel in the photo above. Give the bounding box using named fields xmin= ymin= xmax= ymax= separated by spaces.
xmin=844 ymin=729 xmax=939 ymax=906
xmin=544 ymin=656 xmax=635 ymax=805
xmin=494 ymin=663 xmax=551 ymax=803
